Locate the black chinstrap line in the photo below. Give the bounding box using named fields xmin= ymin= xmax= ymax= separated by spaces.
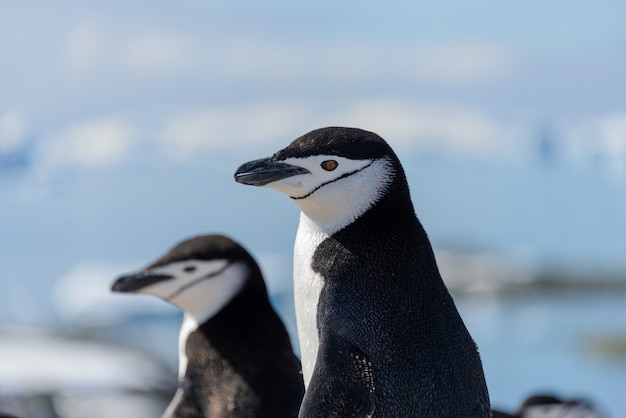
xmin=165 ymin=260 xmax=234 ymax=301
xmin=290 ymin=160 xmax=374 ymax=200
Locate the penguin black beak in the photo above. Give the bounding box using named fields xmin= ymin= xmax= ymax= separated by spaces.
xmin=234 ymin=156 xmax=310 ymax=186
xmin=111 ymin=272 xmax=173 ymax=293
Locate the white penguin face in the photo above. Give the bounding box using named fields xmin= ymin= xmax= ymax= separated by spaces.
xmin=263 ymin=155 xmax=395 ymax=234
xmin=137 ymin=259 xmax=247 ymax=323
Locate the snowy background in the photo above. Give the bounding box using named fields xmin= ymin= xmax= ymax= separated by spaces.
xmin=1 ymin=1 xmax=626 ymax=417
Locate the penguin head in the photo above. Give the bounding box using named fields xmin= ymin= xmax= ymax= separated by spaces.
xmin=516 ymin=395 xmax=602 ymax=418
xmin=112 ymin=234 xmax=263 ymax=322
xmin=234 ymin=127 xmax=404 ymax=233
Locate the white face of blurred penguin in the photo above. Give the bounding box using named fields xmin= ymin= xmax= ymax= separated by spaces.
xmin=118 ymin=259 xmax=247 ymax=322
xmin=111 ymin=235 xmax=251 ymax=324
xmin=235 ymin=139 xmax=396 ymax=235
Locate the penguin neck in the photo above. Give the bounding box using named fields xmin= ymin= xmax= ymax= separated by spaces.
xmin=325 ymin=170 xmax=434 ymax=270
xmin=177 ymin=302 xmax=219 ymax=380
xmin=178 ymin=283 xmax=278 ymax=380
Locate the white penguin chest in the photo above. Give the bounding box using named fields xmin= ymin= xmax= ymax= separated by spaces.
xmin=293 ymin=214 xmax=329 ymax=388
xmin=178 ymin=314 xmax=198 ymax=380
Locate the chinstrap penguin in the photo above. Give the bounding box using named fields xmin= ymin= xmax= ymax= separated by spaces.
xmin=235 ymin=127 xmax=490 ymax=417
xmin=491 ymin=394 xmax=604 ymax=418
xmin=111 ymin=234 xmax=304 ymax=418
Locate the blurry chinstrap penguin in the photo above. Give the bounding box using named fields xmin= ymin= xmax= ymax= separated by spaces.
xmin=111 ymin=234 xmax=304 ymax=418
xmin=235 ymin=127 xmax=490 ymax=417
xmin=491 ymin=394 xmax=604 ymax=418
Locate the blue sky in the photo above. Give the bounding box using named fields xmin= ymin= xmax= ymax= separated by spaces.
xmin=2 ymin=1 xmax=626 ymax=120
xmin=1 ymin=1 xmax=625 ymax=323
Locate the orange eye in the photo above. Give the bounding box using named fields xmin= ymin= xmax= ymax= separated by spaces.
xmin=183 ymin=265 xmax=196 ymax=273
xmin=321 ymin=160 xmax=338 ymax=171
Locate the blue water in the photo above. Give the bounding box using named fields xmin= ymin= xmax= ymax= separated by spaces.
xmin=457 ymin=291 xmax=626 ymax=417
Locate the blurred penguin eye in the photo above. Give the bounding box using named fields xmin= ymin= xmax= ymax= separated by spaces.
xmin=183 ymin=265 xmax=196 ymax=273
xmin=321 ymin=160 xmax=338 ymax=171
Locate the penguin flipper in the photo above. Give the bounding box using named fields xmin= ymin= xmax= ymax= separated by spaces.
xmin=300 ymin=343 xmax=376 ymax=418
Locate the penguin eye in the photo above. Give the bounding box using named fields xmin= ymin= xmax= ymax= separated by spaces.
xmin=183 ymin=265 xmax=196 ymax=273
xmin=321 ymin=160 xmax=338 ymax=171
